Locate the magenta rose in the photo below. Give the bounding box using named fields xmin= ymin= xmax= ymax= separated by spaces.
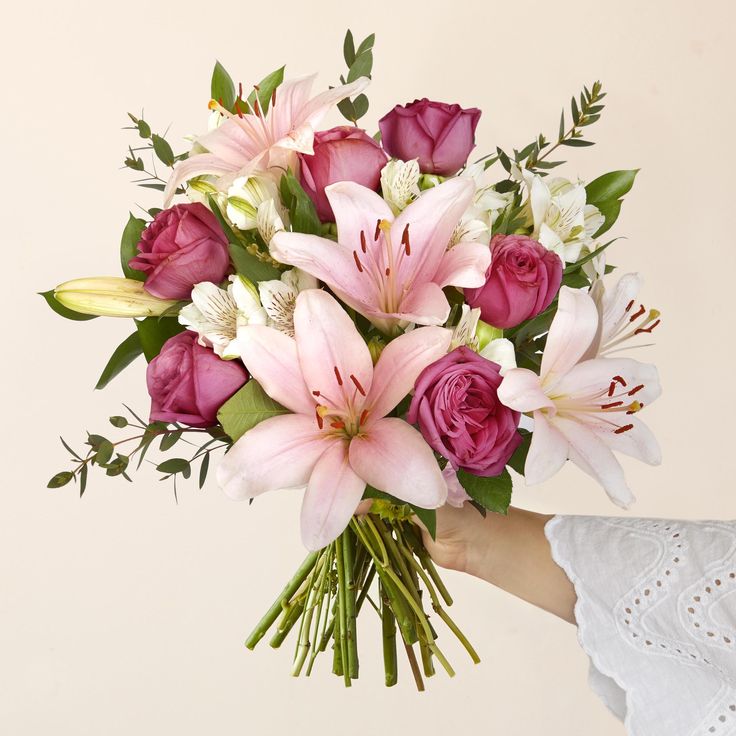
xmin=298 ymin=126 xmax=388 ymax=222
xmin=378 ymin=99 xmax=481 ymax=176
xmin=129 ymin=203 xmax=230 ymax=300
xmin=146 ymin=332 xmax=248 ymax=428
xmin=408 ymin=347 xmax=521 ymax=477
xmin=465 ymin=234 xmax=563 ymax=329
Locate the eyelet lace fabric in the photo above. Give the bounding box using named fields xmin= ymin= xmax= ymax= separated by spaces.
xmin=545 ymin=516 xmax=736 ymax=735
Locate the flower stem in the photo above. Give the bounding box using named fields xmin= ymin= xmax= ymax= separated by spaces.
xmin=341 ymin=527 xmax=359 ymax=680
xmin=334 ymin=533 xmax=351 ymax=687
xmin=380 ymin=583 xmax=398 ymax=687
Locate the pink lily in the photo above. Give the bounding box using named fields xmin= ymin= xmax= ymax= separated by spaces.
xmin=497 ymin=286 xmax=661 ymax=507
xmin=270 ymin=178 xmax=491 ymax=334
xmin=163 ymin=75 xmax=370 ymax=205
xmin=217 ymin=289 xmax=451 ymax=550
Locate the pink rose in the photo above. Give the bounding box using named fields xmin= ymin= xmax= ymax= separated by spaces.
xmin=146 ymin=332 xmax=248 ymax=428
xmin=407 ymin=347 xmax=521 ymax=477
xmin=378 ymin=99 xmax=481 ymax=176
xmin=129 ymin=203 xmax=230 ymax=300
xmin=465 ymin=233 xmax=563 ymax=329
xmin=298 ymin=126 xmax=388 ymax=222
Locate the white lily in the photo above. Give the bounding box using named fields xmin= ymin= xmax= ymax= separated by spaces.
xmin=450 ymin=305 xmax=517 ymax=374
xmin=520 ymin=169 xmax=604 ymax=262
xmin=380 ymin=158 xmax=421 ymax=214
xmin=257 ymin=269 xmax=319 ymax=337
xmin=179 ymin=275 xmax=268 ymax=358
xmin=226 ymin=173 xmax=285 ymax=232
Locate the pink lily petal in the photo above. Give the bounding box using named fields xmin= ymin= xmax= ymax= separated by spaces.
xmin=217 ymin=414 xmax=335 ymax=500
xmin=434 ymin=241 xmax=492 ymax=289
xmin=293 ymin=289 xmax=373 ymax=407
xmin=498 ymin=368 xmax=556 ymax=413
xmin=524 ymin=411 xmax=569 ymax=485
xmin=232 ymin=325 xmax=314 ymax=414
xmin=367 ymin=326 xmax=452 ymax=421
xmin=163 ymin=154 xmax=240 ymax=206
xmin=573 ymin=412 xmax=662 ymax=466
xmin=540 ymin=286 xmax=599 ymax=381
xmin=300 ymin=440 xmax=366 ymax=550
xmin=392 ymin=177 xmax=475 ymax=284
xmin=396 ymin=282 xmax=451 ymax=325
xmin=196 ymin=119 xmax=261 ymax=168
xmin=348 ymin=417 xmax=447 ymax=508
xmin=553 ymin=415 xmax=634 ymax=507
xmin=325 ymin=181 xmax=394 ymax=258
xmin=300 ymin=77 xmax=370 ymax=130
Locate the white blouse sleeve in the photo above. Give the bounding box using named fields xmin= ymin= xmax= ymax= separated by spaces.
xmin=545 ymin=516 xmax=736 ymax=736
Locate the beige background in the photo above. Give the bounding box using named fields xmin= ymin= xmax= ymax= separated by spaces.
xmin=2 ymin=0 xmax=735 ymax=733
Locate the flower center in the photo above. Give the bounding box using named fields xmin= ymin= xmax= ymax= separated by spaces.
xmin=310 ymin=365 xmax=370 ymax=438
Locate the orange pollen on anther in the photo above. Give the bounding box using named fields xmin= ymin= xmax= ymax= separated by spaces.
xmin=330 ymin=421 xmax=345 ymax=430
xmin=315 ymin=408 xmax=324 ymax=430
xmin=629 ymin=304 xmax=646 ymax=322
xmin=628 ymin=384 xmax=645 ymax=396
xmin=360 ymin=230 xmax=368 ymax=253
xmin=601 ymin=401 xmax=624 ymax=410
xmin=627 ymin=401 xmax=644 ymax=415
xmin=614 ymin=423 xmax=634 ymax=434
xmin=374 ymin=219 xmax=382 ymax=241
xmin=353 ymin=251 xmax=364 ymax=272
xmin=334 ymin=366 xmax=344 ymax=386
xmin=350 ymin=374 xmax=366 ymax=395
xmin=635 ymin=320 xmax=661 ymax=335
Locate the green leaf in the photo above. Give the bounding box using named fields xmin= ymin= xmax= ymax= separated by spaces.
xmin=60 ymin=437 xmax=82 ymax=460
xmin=563 ymin=238 xmax=618 ymax=274
xmin=47 ymin=471 xmax=74 ymax=489
xmin=362 ymin=487 xmax=437 ymax=540
xmin=561 ymin=270 xmax=590 ymax=289
xmin=156 ymin=458 xmax=191 ymax=477
xmin=585 ymin=170 xmax=639 ymax=206
xmin=151 ymin=134 xmax=175 ymax=166
xmin=507 ymin=430 xmax=531 ymax=476
xmin=120 ymin=213 xmax=147 ymax=281
xmin=39 ymin=290 xmax=97 ymax=321
xmin=95 ymin=439 xmax=115 ymax=466
xmin=211 ymin=60 xmax=236 ymax=110
xmin=217 ymin=380 xmax=288 ymax=442
xmin=337 ymin=97 xmax=357 ymax=122
xmin=560 ymin=138 xmax=595 ymax=147
xmin=246 ymin=66 xmax=285 ymax=115
xmin=456 ymin=468 xmax=513 ymax=515
xmin=206 ymin=194 xmax=239 ymax=242
xmin=343 ymin=29 xmax=356 ymax=66
xmin=159 ymin=430 xmax=182 ymax=451
xmin=95 ymin=331 xmax=143 ymax=390
xmin=279 ymin=169 xmax=322 ymax=234
xmin=79 ymin=464 xmax=88 ymax=496
xmin=135 ymin=317 xmax=184 ymax=362
xmin=229 ymin=243 xmax=280 ymax=282
xmin=352 ymin=94 xmax=369 ymax=120
xmin=198 ymin=452 xmax=210 ymax=489
xmin=109 ymin=416 xmax=128 ymax=428
xmin=347 ymin=50 xmax=373 ymax=83
xmin=593 ymin=199 xmax=623 ymax=238
xmin=355 ymin=33 xmax=376 ymax=57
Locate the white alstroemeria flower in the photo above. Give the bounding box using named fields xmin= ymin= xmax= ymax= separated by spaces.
xmin=185 ymin=176 xmax=222 ymax=206
xmin=450 ymin=305 xmax=517 ymax=375
xmin=256 ymin=198 xmax=285 ymax=245
xmin=380 ymin=158 xmax=421 ymax=214
xmin=257 ymin=269 xmax=319 ymax=337
xmin=520 ymin=169 xmax=604 ymax=263
xmin=179 ymin=275 xmax=268 ymax=358
xmin=226 ymin=173 xmax=285 ymax=231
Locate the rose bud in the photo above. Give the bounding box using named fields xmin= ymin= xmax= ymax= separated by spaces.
xmin=408 ymin=347 xmax=521 ymax=477
xmin=465 ymin=233 xmax=563 ymax=330
xmin=129 ymin=203 xmax=231 ymax=300
xmin=54 ymin=277 xmax=178 ymax=317
xmin=298 ymin=126 xmax=388 ymax=222
xmin=146 ymin=331 xmax=248 ymax=428
xmin=378 ymin=99 xmax=481 ymax=176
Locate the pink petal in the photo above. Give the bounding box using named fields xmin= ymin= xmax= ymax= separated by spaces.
xmin=300 ymin=77 xmax=371 ymax=130
xmin=293 ymin=290 xmax=373 ymax=410
xmin=348 ymin=418 xmax=447 ymax=508
xmin=232 ymin=325 xmax=314 ymax=414
xmin=324 ymin=181 xmax=394 ymax=256
xmin=434 ymin=241 xmax=492 ymax=289
xmin=553 ymin=414 xmax=634 ymax=508
xmin=367 ymin=326 xmax=451 ymax=421
xmin=396 ymin=281 xmax=451 ymax=325
xmin=217 ymin=414 xmax=335 ymax=500
xmin=524 ymin=411 xmax=569 ymax=485
xmin=540 ymin=287 xmax=599 ymax=381
xmin=196 ymin=118 xmax=262 ymax=168
xmin=300 ymin=440 xmax=366 ymax=550
xmin=163 ymin=153 xmax=240 ymax=206
xmin=572 ymin=412 xmax=662 ymax=467
xmin=498 ymin=368 xmax=556 ymax=413
xmin=392 ymin=178 xmax=475 ymax=285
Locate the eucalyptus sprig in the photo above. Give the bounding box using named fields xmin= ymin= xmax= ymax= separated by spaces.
xmin=47 ymin=405 xmax=230 ymax=497
xmin=336 ymin=29 xmax=375 ymax=124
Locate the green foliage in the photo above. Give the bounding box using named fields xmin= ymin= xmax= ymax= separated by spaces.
xmin=455 ymin=468 xmax=513 ymax=515
xmin=507 ymin=430 xmax=532 ymax=476
xmin=135 ymin=317 xmax=184 ymax=362
xmin=39 ymin=290 xmax=97 ymax=321
xmin=280 ymin=169 xmax=322 ymax=234
xmin=229 ymin=243 xmax=280 ymax=282
xmin=337 ymin=29 xmax=374 ymax=123
xmin=120 ymin=213 xmax=147 ymax=281
xmin=211 ymin=60 xmax=236 ymax=110
xmin=217 ymin=380 xmax=288 ymax=442
xmin=362 ymin=487 xmax=437 ymax=540
xmin=246 ymin=66 xmax=285 ymax=115
xmin=585 ymin=170 xmax=638 ymax=237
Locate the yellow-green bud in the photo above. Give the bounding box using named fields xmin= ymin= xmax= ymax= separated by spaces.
xmin=475 ymin=319 xmax=503 ymax=350
xmin=367 ymin=336 xmax=386 ymax=365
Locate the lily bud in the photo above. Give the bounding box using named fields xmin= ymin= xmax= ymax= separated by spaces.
xmin=367 ymin=336 xmax=386 ymax=365
xmin=475 ymin=319 xmax=503 ymax=351
xmin=54 ymin=277 xmax=178 ymax=318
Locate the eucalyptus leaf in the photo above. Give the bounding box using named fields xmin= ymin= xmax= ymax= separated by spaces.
xmin=217 ymin=380 xmax=288 ymax=442
xmin=347 ymin=50 xmax=373 ymax=83
xmin=47 ymin=471 xmax=74 ymax=489
xmin=151 ymin=135 xmax=175 ymax=166
xmin=343 ymin=29 xmax=356 ymax=66
xmin=156 ymin=458 xmax=191 ymax=476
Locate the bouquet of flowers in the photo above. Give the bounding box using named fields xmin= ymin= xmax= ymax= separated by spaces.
xmin=44 ymin=30 xmax=662 ymax=689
